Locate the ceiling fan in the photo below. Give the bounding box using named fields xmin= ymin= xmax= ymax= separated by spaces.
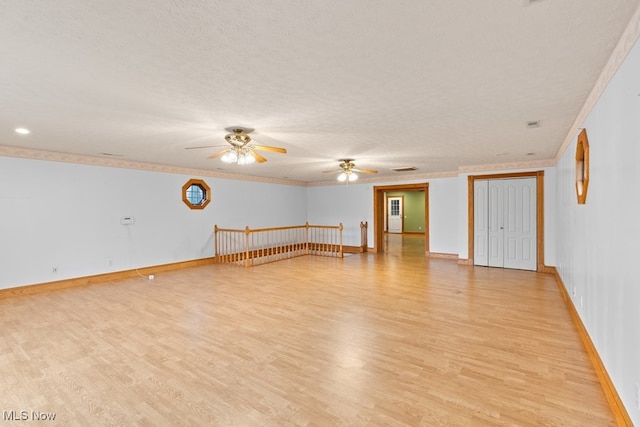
xmin=207 ymin=128 xmax=287 ymax=164
xmin=324 ymin=159 xmax=378 ymax=182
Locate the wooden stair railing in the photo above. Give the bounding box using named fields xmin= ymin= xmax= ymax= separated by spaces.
xmin=214 ymin=222 xmax=343 ymax=267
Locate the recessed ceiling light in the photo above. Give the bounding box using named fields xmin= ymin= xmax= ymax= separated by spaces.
xmin=15 ymin=128 xmax=30 ymax=135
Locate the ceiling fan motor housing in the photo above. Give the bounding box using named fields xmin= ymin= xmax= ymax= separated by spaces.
xmin=225 ymin=130 xmax=251 ymax=147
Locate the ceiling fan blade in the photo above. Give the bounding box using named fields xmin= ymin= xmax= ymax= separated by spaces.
xmin=253 ymin=144 xmax=287 ymax=154
xmin=322 ymin=170 xmax=342 ymax=174
xmin=250 ymin=151 xmax=268 ymax=163
xmin=208 ymin=149 xmax=229 ymax=159
xmin=184 ymin=145 xmax=218 ymax=150
xmin=353 ymin=168 xmax=378 ymax=174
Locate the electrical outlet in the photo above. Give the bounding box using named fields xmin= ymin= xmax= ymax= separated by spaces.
xmin=52 ymin=267 xmax=57 ymax=273
xmin=572 ymin=287 xmax=576 ymax=297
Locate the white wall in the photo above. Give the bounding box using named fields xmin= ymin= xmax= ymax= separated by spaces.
xmin=428 ymin=177 xmax=459 ymax=254
xmin=555 ymin=37 xmax=640 ymax=424
xmin=0 ymin=156 xmax=307 ymax=290
xmin=306 ymin=183 xmax=373 ymax=246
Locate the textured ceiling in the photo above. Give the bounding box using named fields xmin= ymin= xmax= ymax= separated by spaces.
xmin=1 ymin=0 xmax=639 ymax=183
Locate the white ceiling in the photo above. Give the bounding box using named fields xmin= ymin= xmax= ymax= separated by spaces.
xmin=1 ymin=0 xmax=639 ymax=183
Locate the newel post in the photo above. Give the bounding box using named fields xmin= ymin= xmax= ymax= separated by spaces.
xmin=305 ymin=222 xmax=310 ymax=255
xmin=360 ymin=221 xmax=368 ymax=252
xmin=244 ymin=226 xmax=251 ymax=267
xmin=339 ymin=223 xmax=343 ymax=258
xmin=214 ymin=225 xmax=219 ymax=262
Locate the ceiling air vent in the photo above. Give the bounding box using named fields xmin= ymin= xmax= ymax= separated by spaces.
xmin=526 ymin=120 xmax=540 ymax=129
xmin=392 ymin=167 xmax=418 ymax=172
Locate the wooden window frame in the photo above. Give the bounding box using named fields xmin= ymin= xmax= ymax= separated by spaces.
xmin=182 ymin=179 xmax=211 ymax=210
xmin=576 ymin=129 xmax=590 ymax=205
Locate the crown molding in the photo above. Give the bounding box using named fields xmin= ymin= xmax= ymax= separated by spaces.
xmin=0 ymin=145 xmax=306 ymax=187
xmin=458 ymin=158 xmax=555 ymax=173
xmin=306 ymin=170 xmax=459 ymax=187
xmin=555 ymin=3 xmax=640 ymax=163
xmin=2 ymin=145 xmax=558 ymax=187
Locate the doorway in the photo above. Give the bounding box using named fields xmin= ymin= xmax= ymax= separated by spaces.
xmin=387 ymin=196 xmax=403 ymax=233
xmin=373 ymin=183 xmax=429 ymax=254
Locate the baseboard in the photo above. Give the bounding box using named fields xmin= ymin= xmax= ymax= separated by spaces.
xmin=539 ymin=264 xmax=556 ymax=274
xmin=0 ymin=257 xmax=216 ymax=300
xmin=550 ymin=267 xmax=633 ymax=426
xmin=343 ymin=245 xmax=367 ymax=254
xmin=427 ymin=252 xmax=458 ymax=260
xmin=457 ymin=258 xmax=473 ymax=265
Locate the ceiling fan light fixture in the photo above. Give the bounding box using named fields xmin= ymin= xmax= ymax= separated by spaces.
xmin=221 ymin=150 xmax=238 ymax=163
xmin=237 ymin=152 xmax=256 ymax=165
xmin=337 ymin=171 xmax=357 ymax=182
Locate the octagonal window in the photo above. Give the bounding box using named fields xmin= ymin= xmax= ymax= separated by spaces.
xmin=182 ymin=179 xmax=211 ymax=210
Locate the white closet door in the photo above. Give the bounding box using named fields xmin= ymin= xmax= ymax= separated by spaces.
xmin=503 ymin=178 xmax=537 ymax=270
xmin=487 ymin=180 xmax=505 ymax=267
xmin=474 ymin=178 xmax=537 ymax=271
xmin=473 ymin=181 xmax=489 ymax=266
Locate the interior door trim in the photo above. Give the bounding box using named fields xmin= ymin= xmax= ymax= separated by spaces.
xmin=467 ymin=171 xmax=544 ymax=272
xmin=373 ymin=183 xmax=429 ymax=254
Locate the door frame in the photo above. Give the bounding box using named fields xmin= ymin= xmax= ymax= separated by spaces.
xmin=467 ymin=171 xmax=545 ymax=272
xmin=386 ymin=195 xmax=404 ymax=233
xmin=373 ymin=183 xmax=429 ymax=254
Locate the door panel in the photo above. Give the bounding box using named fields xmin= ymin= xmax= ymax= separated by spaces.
xmin=473 ymin=181 xmax=489 ymax=266
xmin=487 ymin=181 xmax=504 ymax=267
xmin=503 ymin=178 xmax=537 ymax=270
xmin=388 ymin=197 xmax=403 ymax=234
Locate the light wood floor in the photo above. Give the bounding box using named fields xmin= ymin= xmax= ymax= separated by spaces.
xmin=0 ymin=237 xmax=614 ymax=426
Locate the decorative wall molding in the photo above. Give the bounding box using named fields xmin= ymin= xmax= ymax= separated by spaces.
xmin=458 ymin=159 xmax=555 ymax=173
xmin=306 ymin=170 xmax=458 ymax=187
xmin=555 ymin=4 xmax=640 ymax=163
xmin=0 ymin=145 xmax=306 ymax=187
xmin=4 ymin=144 xmax=558 ymax=186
